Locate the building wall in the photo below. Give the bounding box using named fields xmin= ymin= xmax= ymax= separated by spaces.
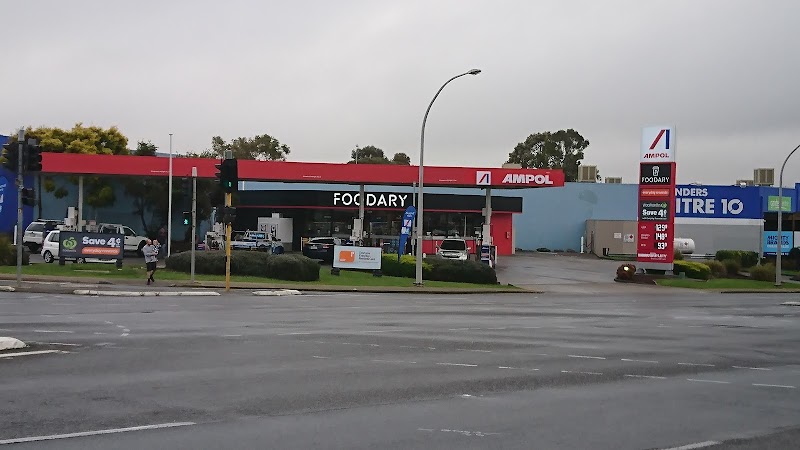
xmin=674 ymin=218 xmax=762 ymax=255
xmin=585 ymin=220 xmax=638 ymax=255
xmin=513 ymin=183 xmax=637 ymax=251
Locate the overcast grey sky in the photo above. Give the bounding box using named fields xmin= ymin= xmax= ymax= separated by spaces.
xmin=3 ymin=0 xmax=799 ymax=185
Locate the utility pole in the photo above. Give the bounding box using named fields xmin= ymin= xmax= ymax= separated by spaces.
xmin=225 ymin=190 xmax=232 ymax=291
xmin=191 ymin=166 xmax=197 ymax=282
xmin=16 ymin=129 xmax=24 ymax=286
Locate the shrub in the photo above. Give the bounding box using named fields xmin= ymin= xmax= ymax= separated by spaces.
xmin=265 ymin=254 xmax=320 ymax=281
xmin=0 ymin=236 xmax=30 ymax=266
xmin=536 ymin=247 xmax=551 ymax=252
xmin=722 ymin=259 xmax=741 ymax=277
xmin=673 ymin=250 xmax=684 ymax=261
xmin=788 ymin=247 xmax=800 ymax=264
xmin=616 ymin=263 xmax=636 ymax=281
xmin=703 ymin=260 xmax=726 ymax=278
xmin=381 ymin=254 xmax=431 ymax=278
xmin=674 ymin=260 xmax=711 ymax=280
xmin=714 ymin=250 xmax=759 ymax=268
xmin=750 ymin=263 xmax=776 ymax=282
xmin=426 ymin=258 xmax=497 ymax=284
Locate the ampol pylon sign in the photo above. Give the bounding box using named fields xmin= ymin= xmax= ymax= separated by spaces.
xmin=637 ymin=126 xmax=676 ymax=269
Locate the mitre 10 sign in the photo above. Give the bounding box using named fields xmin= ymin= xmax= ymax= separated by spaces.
xmin=637 ymin=126 xmax=676 ymax=268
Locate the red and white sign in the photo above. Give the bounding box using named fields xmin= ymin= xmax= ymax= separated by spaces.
xmin=499 ymin=173 xmax=556 ymax=185
xmin=637 ymin=126 xmax=677 ymax=268
xmin=640 ymin=126 xmax=676 ymax=162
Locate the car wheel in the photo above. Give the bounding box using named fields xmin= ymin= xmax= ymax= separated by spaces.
xmin=137 ymin=241 xmax=146 ymax=257
xmin=43 ymin=250 xmax=54 ymax=263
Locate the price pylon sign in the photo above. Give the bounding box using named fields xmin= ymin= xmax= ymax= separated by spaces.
xmin=637 ymin=126 xmax=676 ymax=270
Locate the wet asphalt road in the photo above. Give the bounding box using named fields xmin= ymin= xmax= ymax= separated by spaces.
xmin=1 ymin=289 xmax=799 ymax=449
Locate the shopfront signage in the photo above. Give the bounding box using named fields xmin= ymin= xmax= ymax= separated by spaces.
xmin=333 ymin=245 xmax=382 ymax=270
xmin=58 ymin=231 xmax=123 ymax=260
xmin=500 ymin=173 xmax=555 ymax=185
xmin=767 ymin=195 xmax=792 ymax=212
xmin=763 ymin=231 xmax=793 ymax=255
xmin=332 ymin=192 xmax=409 ymax=208
xmin=674 ymin=185 xmax=761 ymax=218
xmin=637 ymin=126 xmax=676 ymax=268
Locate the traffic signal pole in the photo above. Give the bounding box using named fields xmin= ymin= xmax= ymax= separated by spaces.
xmin=191 ymin=167 xmax=197 ymax=283
xmin=16 ymin=129 xmax=23 ymax=286
xmin=225 ymin=192 xmax=232 ymax=291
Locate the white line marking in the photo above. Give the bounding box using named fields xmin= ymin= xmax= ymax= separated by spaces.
xmin=448 ymin=328 xmax=470 ymax=331
xmin=122 ymin=329 xmax=130 ymax=333
xmin=752 ymin=383 xmax=796 ymax=389
xmin=93 ymin=332 xmax=106 ymax=335
xmin=678 ymin=362 xmax=715 ymax=367
xmin=621 ymin=358 xmax=659 ymax=364
xmin=417 ymin=428 xmax=435 ymax=432
xmin=625 ymin=374 xmax=666 ymax=379
xmin=278 ymin=332 xmax=312 ymax=336
xmin=732 ymin=366 xmax=772 ymax=371
xmin=311 ymin=356 xmax=329 ymax=359
xmin=0 ymin=350 xmax=63 ymax=359
xmin=686 ymin=378 xmax=730 ymax=384
xmin=0 ymin=422 xmax=196 ymax=445
xmin=399 ymin=345 xmax=419 ymax=349
xmin=457 ymin=349 xmax=492 ymax=353
xmin=486 ymin=327 xmax=507 ymax=330
xmin=567 ymin=354 xmax=606 ymax=360
xmin=659 ymin=441 xmax=720 ymax=450
xmin=522 ymin=326 xmax=541 ymax=329
xmin=32 ymin=330 xmax=74 ymax=334
xmin=116 ymin=325 xmax=126 ymax=329
xmin=223 ymin=334 xmax=242 ymax=337
xmin=427 ymin=347 xmax=436 ymax=350
xmin=371 ymin=359 xmax=417 ymax=364
xmin=120 ymin=333 xmax=129 ymax=337
xmin=104 ymin=321 xmax=113 ymax=324
xmin=38 ymin=342 xmax=80 ymax=347
xmin=437 ymin=362 xmax=478 ymax=367
xmin=562 ymin=370 xmax=603 ymax=375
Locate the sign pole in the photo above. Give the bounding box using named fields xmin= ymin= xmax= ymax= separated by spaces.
xmin=16 ymin=129 xmax=24 ymax=286
xmin=225 ymin=192 xmax=231 ymax=291
xmin=191 ymin=166 xmax=197 ymax=283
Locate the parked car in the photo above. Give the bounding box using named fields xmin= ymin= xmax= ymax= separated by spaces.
xmin=40 ymin=230 xmax=117 ymax=264
xmin=23 ymin=220 xmax=63 ymax=252
xmin=302 ymin=237 xmax=343 ymax=262
xmin=96 ymin=223 xmax=149 ymax=256
xmin=436 ymin=238 xmax=470 ymax=261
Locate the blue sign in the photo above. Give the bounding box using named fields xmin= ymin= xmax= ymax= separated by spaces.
xmin=763 ymin=231 xmax=793 ymax=255
xmin=675 ymin=185 xmax=761 ymax=219
xmin=398 ymin=205 xmax=416 ymax=260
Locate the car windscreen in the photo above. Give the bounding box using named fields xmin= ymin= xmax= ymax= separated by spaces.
xmin=440 ymin=240 xmax=466 ymax=250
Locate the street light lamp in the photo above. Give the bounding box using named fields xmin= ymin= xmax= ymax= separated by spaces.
xmin=775 ymin=142 xmax=800 ymax=286
xmin=415 ymin=69 xmax=481 ymax=286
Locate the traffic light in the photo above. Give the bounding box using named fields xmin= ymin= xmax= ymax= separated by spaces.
xmin=222 ymin=206 xmax=236 ymax=225
xmin=182 ymin=211 xmax=191 ymax=226
xmin=1 ymin=142 xmax=18 ymax=172
xmin=21 ymin=188 xmax=36 ymax=207
xmin=24 ymin=140 xmax=42 ymax=172
xmin=215 ymin=158 xmax=238 ymax=193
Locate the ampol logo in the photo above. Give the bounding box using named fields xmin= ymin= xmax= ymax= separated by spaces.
xmin=476 ymin=171 xmax=491 ymax=185
xmin=641 ymin=126 xmax=675 ymax=162
xmin=501 ymin=173 xmax=554 ymax=185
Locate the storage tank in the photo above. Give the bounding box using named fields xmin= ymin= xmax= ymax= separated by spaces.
xmin=674 ymin=238 xmax=695 ymax=254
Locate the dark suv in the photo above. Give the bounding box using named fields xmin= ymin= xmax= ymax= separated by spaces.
xmin=302 ymin=237 xmax=342 ymax=262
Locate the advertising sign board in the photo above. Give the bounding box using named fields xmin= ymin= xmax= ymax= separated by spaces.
xmin=59 ymin=232 xmax=124 ymax=261
xmin=333 ymin=245 xmax=382 ymax=270
xmin=767 ymin=196 xmax=792 ymax=212
xmin=637 ymin=126 xmax=676 ymax=269
xmin=675 ymin=185 xmax=761 ymax=219
xmin=763 ymin=231 xmax=793 ymax=255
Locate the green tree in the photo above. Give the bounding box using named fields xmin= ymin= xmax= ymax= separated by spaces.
xmin=24 ymin=124 xmax=129 ymax=212
xmin=506 ymin=129 xmax=595 ymax=182
xmin=210 ymin=134 xmax=290 ymax=160
xmin=348 ymin=145 xmax=411 ymax=165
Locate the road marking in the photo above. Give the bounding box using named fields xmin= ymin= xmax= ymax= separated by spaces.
xmin=117 ymin=325 xmax=126 ymax=329
xmin=732 ymin=366 xmax=772 ymax=371
xmin=93 ymin=332 xmax=107 ymax=335
xmin=104 ymin=321 xmax=113 ymax=324
xmin=36 ymin=342 xmax=80 ymax=347
xmin=32 ymin=330 xmax=74 ymax=334
xmin=278 ymin=332 xmax=312 ymax=336
xmin=567 ymin=354 xmax=606 ymax=360
xmin=0 ymin=422 xmax=196 ymax=445
xmin=678 ymin=362 xmax=715 ymax=367
xmin=223 ymin=334 xmax=242 ymax=337
xmin=562 ymin=370 xmax=603 ymax=375
xmin=486 ymin=327 xmax=507 ymax=330
xmin=122 ymin=329 xmax=130 ymax=333
xmin=522 ymin=326 xmax=541 ymax=329
xmin=752 ymin=383 xmax=796 ymax=389
xmin=621 ymin=358 xmax=659 ymax=364
xmin=0 ymin=350 xmax=64 ymax=359
xmin=311 ymin=356 xmax=329 ymax=359
xmin=457 ymin=349 xmax=492 ymax=353
xmin=448 ymin=328 xmax=470 ymax=331
xmin=625 ymin=374 xmax=666 ymax=379
xmin=120 ymin=333 xmax=129 ymax=337
xmin=371 ymin=359 xmax=417 ymax=364
xmin=686 ymin=379 xmax=730 ymax=384
xmin=437 ymin=363 xmax=478 ymax=367
xmin=659 ymin=441 xmax=720 ymax=450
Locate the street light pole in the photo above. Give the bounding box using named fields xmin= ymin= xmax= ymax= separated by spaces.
xmin=167 ymin=133 xmax=173 ymax=258
xmin=415 ymin=69 xmax=481 ymax=286
xmin=775 ymin=142 xmax=800 ymax=286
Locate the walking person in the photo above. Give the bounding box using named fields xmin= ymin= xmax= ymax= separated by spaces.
xmin=143 ymin=239 xmax=158 ymax=285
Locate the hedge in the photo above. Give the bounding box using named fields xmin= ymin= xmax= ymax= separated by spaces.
xmin=715 ymin=250 xmax=758 ymax=268
xmin=0 ymin=236 xmax=30 ymax=265
xmin=380 ymin=254 xmax=497 ymax=284
xmin=750 ymin=263 xmax=776 ymax=282
xmin=674 ymin=260 xmax=711 ymax=280
xmin=165 ymin=250 xmax=319 ymax=281
xmin=722 ymin=259 xmax=741 ymax=277
xmin=703 ymin=260 xmax=726 ymax=278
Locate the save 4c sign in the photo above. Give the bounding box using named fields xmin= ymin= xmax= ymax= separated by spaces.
xmin=637 ymin=126 xmax=676 ymax=270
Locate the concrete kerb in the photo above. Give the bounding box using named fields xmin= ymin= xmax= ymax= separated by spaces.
xmin=0 ymin=337 xmax=27 ymax=351
xmin=72 ymin=290 xmax=221 ymax=297
xmin=252 ymin=289 xmax=302 ymax=296
xmin=782 ymin=301 xmax=800 ymax=306
xmin=0 ymin=285 xmax=15 ymax=292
